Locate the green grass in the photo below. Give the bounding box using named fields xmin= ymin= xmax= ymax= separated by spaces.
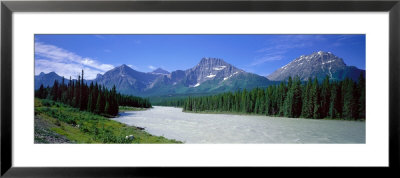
xmin=118 ymin=106 xmax=149 ymax=112
xmin=35 ymin=98 xmax=181 ymax=143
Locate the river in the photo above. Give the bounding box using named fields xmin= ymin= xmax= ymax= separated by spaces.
xmin=113 ymin=106 xmax=365 ymax=144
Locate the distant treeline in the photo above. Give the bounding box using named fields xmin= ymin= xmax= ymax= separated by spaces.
xmin=35 ymin=70 xmax=151 ymax=116
xmin=179 ymin=75 xmax=365 ymax=120
xmin=155 ymin=98 xmax=186 ymax=107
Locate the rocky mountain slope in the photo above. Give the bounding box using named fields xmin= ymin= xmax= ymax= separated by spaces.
xmin=94 ymin=64 xmax=159 ymax=94
xmin=267 ymin=51 xmax=365 ymax=81
xmin=149 ymin=68 xmax=170 ymax=75
xmin=145 ymin=58 xmax=272 ymax=96
xmin=35 ymin=72 xmax=64 ymax=89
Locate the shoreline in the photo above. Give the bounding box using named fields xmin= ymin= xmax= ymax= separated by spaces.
xmin=154 ymin=106 xmax=365 ymax=122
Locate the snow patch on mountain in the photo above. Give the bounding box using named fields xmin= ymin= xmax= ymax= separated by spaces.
xmin=223 ymin=71 xmax=240 ymax=81
xmin=189 ymin=82 xmax=201 ymax=88
xmin=206 ymin=74 xmax=216 ymax=78
xmin=213 ymin=66 xmax=227 ymax=71
xmin=322 ymin=60 xmax=336 ymax=65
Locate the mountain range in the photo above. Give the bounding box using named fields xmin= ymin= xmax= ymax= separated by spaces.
xmin=92 ymin=57 xmax=273 ymax=96
xmin=35 ymin=51 xmax=365 ymax=97
xmin=35 ymin=72 xmax=64 ymax=90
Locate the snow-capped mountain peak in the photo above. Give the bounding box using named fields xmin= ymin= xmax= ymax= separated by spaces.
xmin=267 ymin=51 xmax=362 ymax=81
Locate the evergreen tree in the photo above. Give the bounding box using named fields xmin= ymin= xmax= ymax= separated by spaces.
xmin=357 ymin=74 xmax=366 ymax=119
xmin=87 ymin=82 xmax=94 ymax=112
xmin=241 ymin=89 xmax=248 ymax=113
xmin=109 ymin=85 xmax=119 ymax=116
xmin=283 ymin=86 xmax=294 ymax=117
xmin=37 ymin=84 xmax=45 ymax=99
xmin=301 ymin=77 xmax=313 ymax=118
xmin=265 ymin=87 xmax=272 ymax=115
xmin=74 ymin=75 xmax=81 ymax=108
xmin=79 ymin=70 xmax=88 ymax=111
xmin=292 ymin=76 xmax=302 ymax=118
xmin=51 ymin=80 xmax=59 ymax=101
xmin=283 ymin=76 xmax=302 ymax=118
xmin=68 ymin=77 xmax=74 ymax=105
xmin=329 ymin=82 xmax=341 ymax=119
xmin=277 ymin=82 xmax=287 ymax=116
xmin=95 ymin=90 xmax=105 ymax=114
xmin=320 ymin=75 xmax=331 ymax=118
xmin=311 ymin=78 xmax=321 ymax=119
xmin=342 ymin=78 xmax=356 ymax=119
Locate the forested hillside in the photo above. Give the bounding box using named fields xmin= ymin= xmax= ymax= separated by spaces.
xmin=181 ymin=74 xmax=365 ymax=120
xmin=35 ymin=70 xmax=151 ymax=117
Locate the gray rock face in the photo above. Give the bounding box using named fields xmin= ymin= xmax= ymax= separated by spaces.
xmin=94 ymin=64 xmax=159 ymax=93
xmin=267 ymin=51 xmax=364 ymax=81
xmin=147 ymin=70 xmax=185 ymax=89
xmin=95 ymin=73 xmax=103 ymax=80
xmin=183 ymin=57 xmax=244 ymax=87
xmin=148 ymin=58 xmax=246 ymax=89
xmin=34 ymin=72 xmax=64 ymax=89
xmin=150 ymin=68 xmax=170 ymax=75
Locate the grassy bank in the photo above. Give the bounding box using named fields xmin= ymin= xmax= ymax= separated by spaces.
xmin=119 ymin=106 xmax=150 ymax=112
xmin=34 ymin=98 xmax=181 ymax=143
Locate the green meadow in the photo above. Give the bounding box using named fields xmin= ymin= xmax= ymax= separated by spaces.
xmin=34 ymin=98 xmax=181 ymax=144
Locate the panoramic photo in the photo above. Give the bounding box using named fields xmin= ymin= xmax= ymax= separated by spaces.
xmin=34 ymin=34 xmax=366 ymax=144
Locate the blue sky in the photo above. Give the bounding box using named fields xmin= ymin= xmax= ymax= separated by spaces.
xmin=35 ymin=34 xmax=365 ymax=79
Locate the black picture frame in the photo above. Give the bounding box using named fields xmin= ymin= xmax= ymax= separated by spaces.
xmin=1 ymin=0 xmax=399 ymax=177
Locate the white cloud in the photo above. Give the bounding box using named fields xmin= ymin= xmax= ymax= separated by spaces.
xmin=81 ymin=58 xmax=114 ymax=71
xmin=127 ymin=64 xmax=139 ymax=70
xmin=35 ymin=42 xmax=114 ymax=79
xmin=251 ymin=35 xmax=326 ymax=66
xmin=336 ymin=35 xmax=354 ymax=42
xmin=35 ymin=59 xmax=102 ymax=80
xmin=35 ymin=42 xmax=81 ymax=63
xmin=148 ymin=65 xmax=156 ymax=70
xmin=250 ymin=55 xmax=284 ymax=66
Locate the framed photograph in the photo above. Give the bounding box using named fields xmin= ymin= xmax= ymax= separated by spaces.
xmin=1 ymin=0 xmax=399 ymax=177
